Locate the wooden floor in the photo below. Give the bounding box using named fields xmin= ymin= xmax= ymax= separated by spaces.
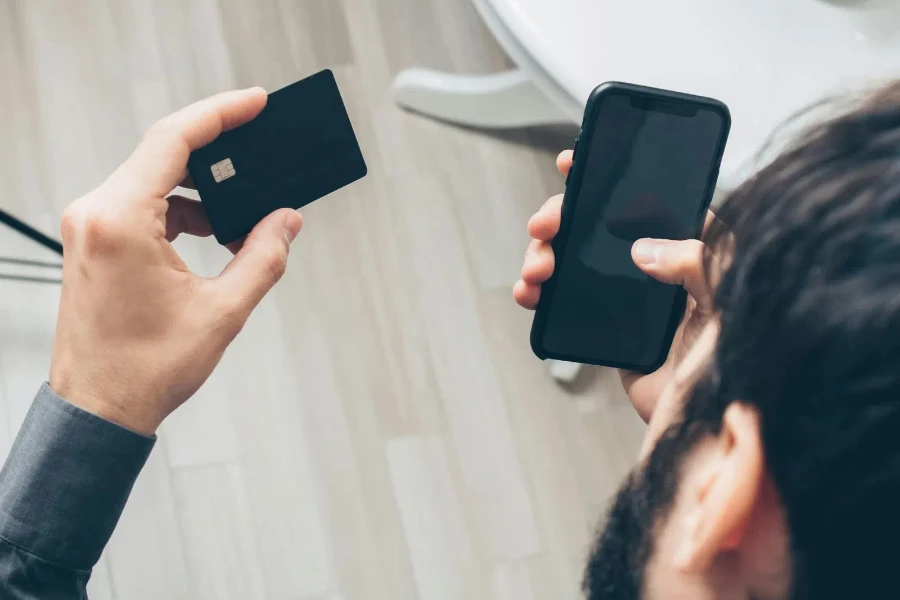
xmin=0 ymin=1 xmax=645 ymax=599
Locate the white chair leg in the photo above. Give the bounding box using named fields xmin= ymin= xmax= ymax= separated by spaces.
xmin=549 ymin=360 xmax=583 ymax=384
xmin=392 ymin=68 xmax=571 ymax=129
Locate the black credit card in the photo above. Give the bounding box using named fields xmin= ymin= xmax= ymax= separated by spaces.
xmin=188 ymin=69 xmax=368 ymax=244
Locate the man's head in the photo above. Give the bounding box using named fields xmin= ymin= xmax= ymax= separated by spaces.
xmin=585 ymin=82 xmax=900 ymax=600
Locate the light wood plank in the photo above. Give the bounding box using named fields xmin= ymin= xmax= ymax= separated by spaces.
xmin=437 ymin=131 xmax=557 ymax=290
xmin=578 ymin=370 xmax=646 ymax=512
xmin=0 ymin=224 xmax=57 ymax=461
xmin=386 ymin=435 xmax=489 ymax=600
xmin=216 ymin=0 xmax=302 ymax=92
xmin=0 ymin=217 xmax=59 ymax=439
xmin=0 ymin=0 xmax=53 ymax=220
xmin=275 ymin=288 xmax=420 ymax=600
xmin=223 ymin=296 xmax=339 ymax=600
xmin=282 ymin=70 xmax=448 ymax=438
xmin=16 ymin=1 xmax=137 ymax=209
xmin=172 ymin=464 xmax=268 ymax=599
xmin=392 ymin=174 xmax=542 ymax=560
xmin=0 ymin=2 xmax=60 ymax=464
xmin=491 ymin=556 xmax=559 ymax=600
xmin=87 ymin=555 xmax=116 ymax=600
xmin=108 ymin=0 xmax=179 ymax=131
xmin=478 ymin=288 xmax=623 ymax=599
xmin=278 ymin=0 xmax=355 ymax=70
xmin=161 ymin=373 xmax=241 ymax=468
xmin=145 ymin=0 xmax=237 ymax=108
xmin=372 ymin=0 xmax=508 ymax=75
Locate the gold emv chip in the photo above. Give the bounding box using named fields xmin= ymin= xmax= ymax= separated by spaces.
xmin=211 ymin=158 xmax=236 ymax=183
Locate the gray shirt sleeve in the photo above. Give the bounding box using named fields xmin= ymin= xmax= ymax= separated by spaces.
xmin=0 ymin=383 xmax=155 ymax=599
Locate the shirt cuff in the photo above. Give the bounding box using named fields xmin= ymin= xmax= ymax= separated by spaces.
xmin=0 ymin=383 xmax=155 ymax=570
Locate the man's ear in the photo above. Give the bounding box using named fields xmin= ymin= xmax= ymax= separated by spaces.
xmin=674 ymin=402 xmax=763 ymax=572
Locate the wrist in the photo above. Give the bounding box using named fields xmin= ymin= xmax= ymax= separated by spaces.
xmin=48 ymin=376 xmax=162 ymax=436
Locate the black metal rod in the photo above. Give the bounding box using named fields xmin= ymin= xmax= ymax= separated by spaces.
xmin=0 ymin=256 xmax=62 ymax=269
xmin=0 ymin=208 xmax=63 ymax=256
xmin=0 ymin=273 xmax=62 ymax=285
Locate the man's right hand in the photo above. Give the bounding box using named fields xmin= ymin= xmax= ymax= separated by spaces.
xmin=513 ymin=150 xmax=714 ymax=422
xmin=50 ymin=88 xmax=303 ymax=436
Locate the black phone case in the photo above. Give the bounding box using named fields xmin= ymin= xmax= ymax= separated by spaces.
xmin=530 ymin=82 xmax=731 ymax=373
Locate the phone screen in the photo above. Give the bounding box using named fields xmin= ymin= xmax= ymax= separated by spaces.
xmin=541 ymin=92 xmax=727 ymax=368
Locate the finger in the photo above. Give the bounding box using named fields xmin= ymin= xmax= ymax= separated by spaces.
xmin=703 ymin=210 xmax=715 ymax=234
xmin=117 ymin=87 xmax=268 ymax=198
xmin=619 ymin=368 xmax=667 ymax=423
xmin=225 ymin=239 xmax=244 ymax=256
xmin=528 ymin=194 xmax=563 ymax=241
xmin=513 ymin=279 xmax=541 ymax=310
xmin=632 ymin=238 xmax=712 ymax=312
xmin=178 ymin=174 xmax=196 ymax=190
xmin=521 ymin=239 xmax=555 ymax=284
xmin=165 ymin=195 xmax=213 ymax=242
xmin=213 ymin=209 xmax=303 ymax=320
xmin=557 ymin=150 xmax=574 ymax=175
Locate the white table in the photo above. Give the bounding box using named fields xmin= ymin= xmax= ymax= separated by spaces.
xmin=393 ymin=0 xmax=900 ymax=381
xmin=395 ymin=0 xmax=900 ymax=187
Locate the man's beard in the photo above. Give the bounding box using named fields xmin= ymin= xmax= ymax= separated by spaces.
xmin=582 ymin=374 xmax=725 ymax=600
xmin=581 ymin=420 xmax=694 ymax=600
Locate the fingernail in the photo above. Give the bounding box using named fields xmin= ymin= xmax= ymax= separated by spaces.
xmin=634 ymin=239 xmax=663 ymax=265
xmin=284 ymin=212 xmax=303 ymax=243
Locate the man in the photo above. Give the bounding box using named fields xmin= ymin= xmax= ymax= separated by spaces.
xmin=516 ymin=81 xmax=900 ymax=599
xmin=0 ymin=80 xmax=895 ymax=599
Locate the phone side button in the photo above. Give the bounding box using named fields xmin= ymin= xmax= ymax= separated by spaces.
xmin=566 ymin=133 xmax=581 ymax=186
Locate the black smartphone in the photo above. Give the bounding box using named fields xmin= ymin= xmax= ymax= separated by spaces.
xmin=530 ymin=82 xmax=730 ymax=372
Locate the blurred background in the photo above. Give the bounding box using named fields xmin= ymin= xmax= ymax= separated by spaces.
xmin=0 ymin=1 xmax=643 ymax=600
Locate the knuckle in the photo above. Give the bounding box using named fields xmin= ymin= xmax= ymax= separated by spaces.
xmin=82 ymin=208 xmax=126 ymax=256
xmin=683 ymin=238 xmax=706 ymax=254
xmin=684 ymin=240 xmax=706 ymax=270
xmin=207 ymin=291 xmax=247 ymax=340
xmin=219 ymin=303 xmax=247 ymax=340
xmin=142 ymin=118 xmax=184 ymax=153
xmin=263 ymin=248 xmax=288 ymax=283
xmin=536 ymin=240 xmax=555 ymax=263
xmin=667 ymin=240 xmax=704 ymax=271
xmin=544 ymin=246 xmax=556 ymax=268
xmin=59 ymin=204 xmax=82 ymax=243
xmin=652 ymin=241 xmax=672 ymax=266
xmin=144 ymin=116 xmax=174 ymax=141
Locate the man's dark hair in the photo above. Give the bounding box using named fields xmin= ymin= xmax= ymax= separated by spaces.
xmin=583 ymin=81 xmax=900 ymax=600
xmin=702 ymin=81 xmax=900 ymax=598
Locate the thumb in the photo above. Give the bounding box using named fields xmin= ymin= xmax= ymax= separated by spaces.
xmin=214 ymin=209 xmax=303 ymax=320
xmin=632 ymin=238 xmax=711 ymax=313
